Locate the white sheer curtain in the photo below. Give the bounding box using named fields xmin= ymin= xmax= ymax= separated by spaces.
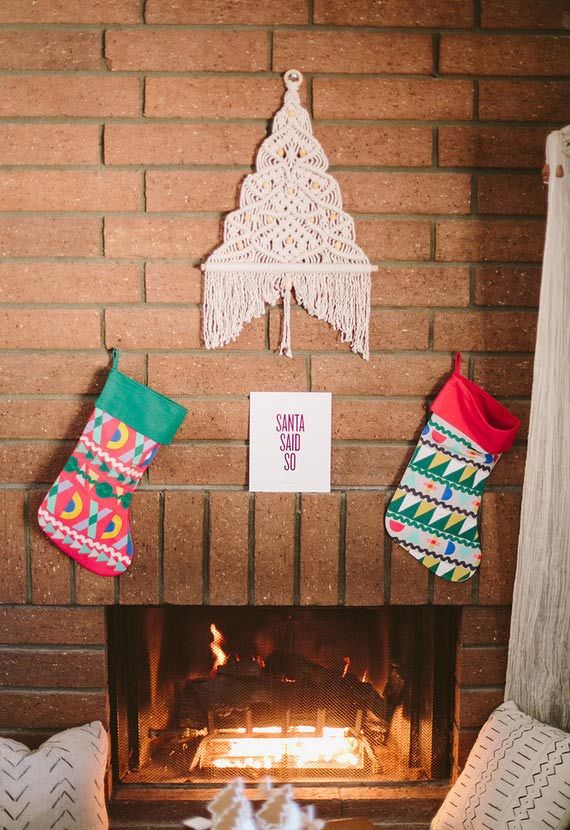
xmin=505 ymin=126 xmax=570 ymax=731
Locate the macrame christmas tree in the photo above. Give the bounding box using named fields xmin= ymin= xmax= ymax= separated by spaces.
xmin=203 ymin=69 xmax=373 ymax=359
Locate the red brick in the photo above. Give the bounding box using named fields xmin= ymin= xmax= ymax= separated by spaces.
xmin=274 ymin=31 xmax=432 ymax=74
xmin=146 ymin=0 xmax=307 ymax=23
xmin=374 ymin=267 xmax=470 ymax=307
xmin=312 ymin=354 xmax=452 ymax=396
xmin=336 ymin=172 xmax=471 ymax=215
xmin=0 ymin=442 xmax=71 ymax=485
xmin=104 ymin=216 xmax=219 ymax=259
xmin=1 ymin=309 xmax=101 ymax=349
xmin=119 ymin=492 xmax=160 ymax=605
xmin=145 ymin=263 xmax=201 ymax=304
xmin=491 ymin=447 xmax=525 ymax=486
xmin=0 ymin=491 xmax=26 ymax=604
xmin=75 ymin=567 xmax=116 ymax=606
xmin=455 ymin=688 xmax=504 ymax=729
xmin=163 ymin=492 xmax=204 ymax=604
xmin=149 ymin=354 xmax=307 ymax=395
xmin=177 ymin=400 xmax=249 ymax=441
xmin=104 ymin=123 xmax=262 ymax=166
xmin=0 ymin=170 xmax=141 ymax=212
xmin=356 ymin=220 xmax=431 ymax=261
xmin=473 ymin=356 xmax=534 ymax=396
xmin=315 ymin=124 xmax=432 ymax=168
xmin=0 ymin=75 xmax=140 ymax=117
xmin=440 ymin=35 xmax=570 ymax=76
xmin=460 ymin=607 xmax=512 ymax=645
xmin=150 ymin=445 xmax=247 ymax=486
xmin=474 ymin=266 xmax=541 ymax=306
xmin=0 ymin=124 xmax=99 ymax=165
xmin=0 ymin=352 xmax=145 ymax=395
xmin=439 ymin=126 xmax=547 ymax=169
xmin=433 ymin=310 xmax=537 ymax=351
xmin=0 ymin=30 xmax=100 ymax=70
xmin=0 ymin=262 xmax=140 ymax=304
xmin=0 ymin=691 xmax=107 ymax=729
xmin=0 ymin=648 xmax=107 ymax=688
xmin=345 ymin=493 xmax=385 ymax=605
xmin=453 ymin=727 xmax=478 ymax=773
xmin=268 ymin=308 xmax=429 ymax=352
xmin=254 ymin=493 xmax=295 ymax=605
xmin=509 ymin=400 xmax=530 ymax=441
xmin=479 ymin=81 xmax=570 ymax=121
xmin=209 ymin=492 xmax=249 ymax=605
xmin=29 ymin=491 xmax=71 ymax=604
xmin=146 ymin=170 xmax=243 ymax=212
xmin=314 ymin=0 xmax=472 ymax=26
xmin=390 ymin=543 xmax=429 ymax=604
xmin=0 ymin=607 xmax=106 ymax=645
xmin=0 ymin=0 xmax=140 ymax=22
xmin=457 ymin=646 xmax=508 ymax=686
xmin=333 ymin=400 xmax=426 ymax=441
xmin=106 ymin=29 xmax=267 ymax=71
xmin=436 ymin=220 xmax=545 ymax=262
xmin=479 ymin=492 xmax=521 ymax=605
xmin=481 ymin=0 xmax=568 ymax=29
xmin=313 ymin=78 xmax=473 ymax=121
xmin=477 ymin=174 xmax=545 ymax=216
xmin=0 ymin=216 xmax=101 ymax=257
xmin=300 ymin=494 xmax=340 ymax=605
xmin=145 ymin=76 xmax=301 ymax=119
xmin=433 ymin=575 xmax=473 ymax=606
xmin=333 ymin=445 xmax=411 ymax=487
xmin=105 ymin=306 xmax=264 ymax=350
xmin=0 ymin=400 xmax=91 ymax=441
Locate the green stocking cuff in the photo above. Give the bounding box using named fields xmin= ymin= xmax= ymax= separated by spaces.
xmin=96 ymin=359 xmax=187 ymax=445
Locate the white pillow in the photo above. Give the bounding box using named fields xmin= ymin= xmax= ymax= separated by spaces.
xmin=432 ymin=701 xmax=570 ymax=829
xmin=0 ymin=721 xmax=108 ymax=829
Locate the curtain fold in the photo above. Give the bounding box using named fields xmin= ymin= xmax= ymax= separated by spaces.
xmin=504 ymin=126 xmax=570 ymax=731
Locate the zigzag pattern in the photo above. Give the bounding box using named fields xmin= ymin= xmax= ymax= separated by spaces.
xmin=418 ymin=437 xmax=491 ymax=470
xmin=389 ymin=536 xmax=476 ymax=572
xmin=81 ymin=435 xmax=141 ymax=479
xmin=408 ymin=461 xmax=484 ymax=495
xmin=385 ymin=510 xmax=479 ymax=548
xmin=509 ymin=741 xmax=570 ymax=828
xmin=38 ymin=506 xmax=130 ymax=566
xmin=398 ymin=483 xmax=477 ymax=518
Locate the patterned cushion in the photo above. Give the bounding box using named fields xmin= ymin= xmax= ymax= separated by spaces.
xmin=0 ymin=721 xmax=108 ymax=829
xmin=432 ymin=701 xmax=570 ymax=829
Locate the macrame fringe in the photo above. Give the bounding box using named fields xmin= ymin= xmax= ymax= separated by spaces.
xmin=203 ymin=269 xmax=371 ymax=360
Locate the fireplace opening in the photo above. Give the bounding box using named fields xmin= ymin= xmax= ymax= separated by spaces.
xmin=108 ymin=606 xmax=456 ymax=787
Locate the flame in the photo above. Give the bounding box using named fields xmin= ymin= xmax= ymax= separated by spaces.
xmin=342 ymin=656 xmax=350 ymax=678
xmin=361 ymin=669 xmax=369 ymax=683
xmin=209 ymin=623 xmax=228 ymax=674
xmin=205 ymin=725 xmax=363 ymax=770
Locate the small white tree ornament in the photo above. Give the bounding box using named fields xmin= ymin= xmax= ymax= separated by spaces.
xmin=202 ymin=69 xmax=375 ymax=359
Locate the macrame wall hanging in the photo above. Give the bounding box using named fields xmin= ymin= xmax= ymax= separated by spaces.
xmin=202 ymin=69 xmax=376 ymax=359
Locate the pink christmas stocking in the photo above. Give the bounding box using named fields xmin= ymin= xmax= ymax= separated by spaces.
xmin=38 ymin=351 xmax=187 ymax=576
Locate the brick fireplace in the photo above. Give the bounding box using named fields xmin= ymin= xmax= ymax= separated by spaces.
xmin=0 ymin=489 xmax=515 ymax=826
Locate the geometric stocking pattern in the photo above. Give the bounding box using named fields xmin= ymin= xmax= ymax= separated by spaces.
xmin=38 ymin=406 xmax=159 ymax=576
xmin=385 ymin=414 xmax=499 ymax=582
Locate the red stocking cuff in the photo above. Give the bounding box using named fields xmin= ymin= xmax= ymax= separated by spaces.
xmin=430 ymin=353 xmax=520 ymax=454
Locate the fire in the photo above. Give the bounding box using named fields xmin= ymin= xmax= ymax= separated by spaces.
xmin=205 ymin=725 xmax=363 ymax=770
xmin=342 ymin=656 xmax=350 ymax=677
xmin=209 ymin=623 xmax=228 ymax=674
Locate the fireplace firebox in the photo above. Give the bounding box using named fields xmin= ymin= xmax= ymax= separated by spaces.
xmin=108 ymin=606 xmax=456 ymax=789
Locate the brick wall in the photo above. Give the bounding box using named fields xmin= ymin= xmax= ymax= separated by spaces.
xmin=1 ymin=0 xmax=568 ymax=775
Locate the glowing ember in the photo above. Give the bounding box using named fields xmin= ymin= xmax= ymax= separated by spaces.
xmin=209 ymin=623 xmax=228 ymax=674
xmin=202 ymin=725 xmax=363 ymax=770
xmin=342 ymin=656 xmax=350 ymax=677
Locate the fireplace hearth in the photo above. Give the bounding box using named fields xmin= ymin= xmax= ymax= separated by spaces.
xmin=108 ymin=606 xmax=456 ymax=790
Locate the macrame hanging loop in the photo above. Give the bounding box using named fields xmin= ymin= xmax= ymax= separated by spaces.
xmin=202 ymin=69 xmax=374 ymax=359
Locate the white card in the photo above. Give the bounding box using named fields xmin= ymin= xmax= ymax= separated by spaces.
xmin=249 ymin=392 xmax=332 ymax=493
